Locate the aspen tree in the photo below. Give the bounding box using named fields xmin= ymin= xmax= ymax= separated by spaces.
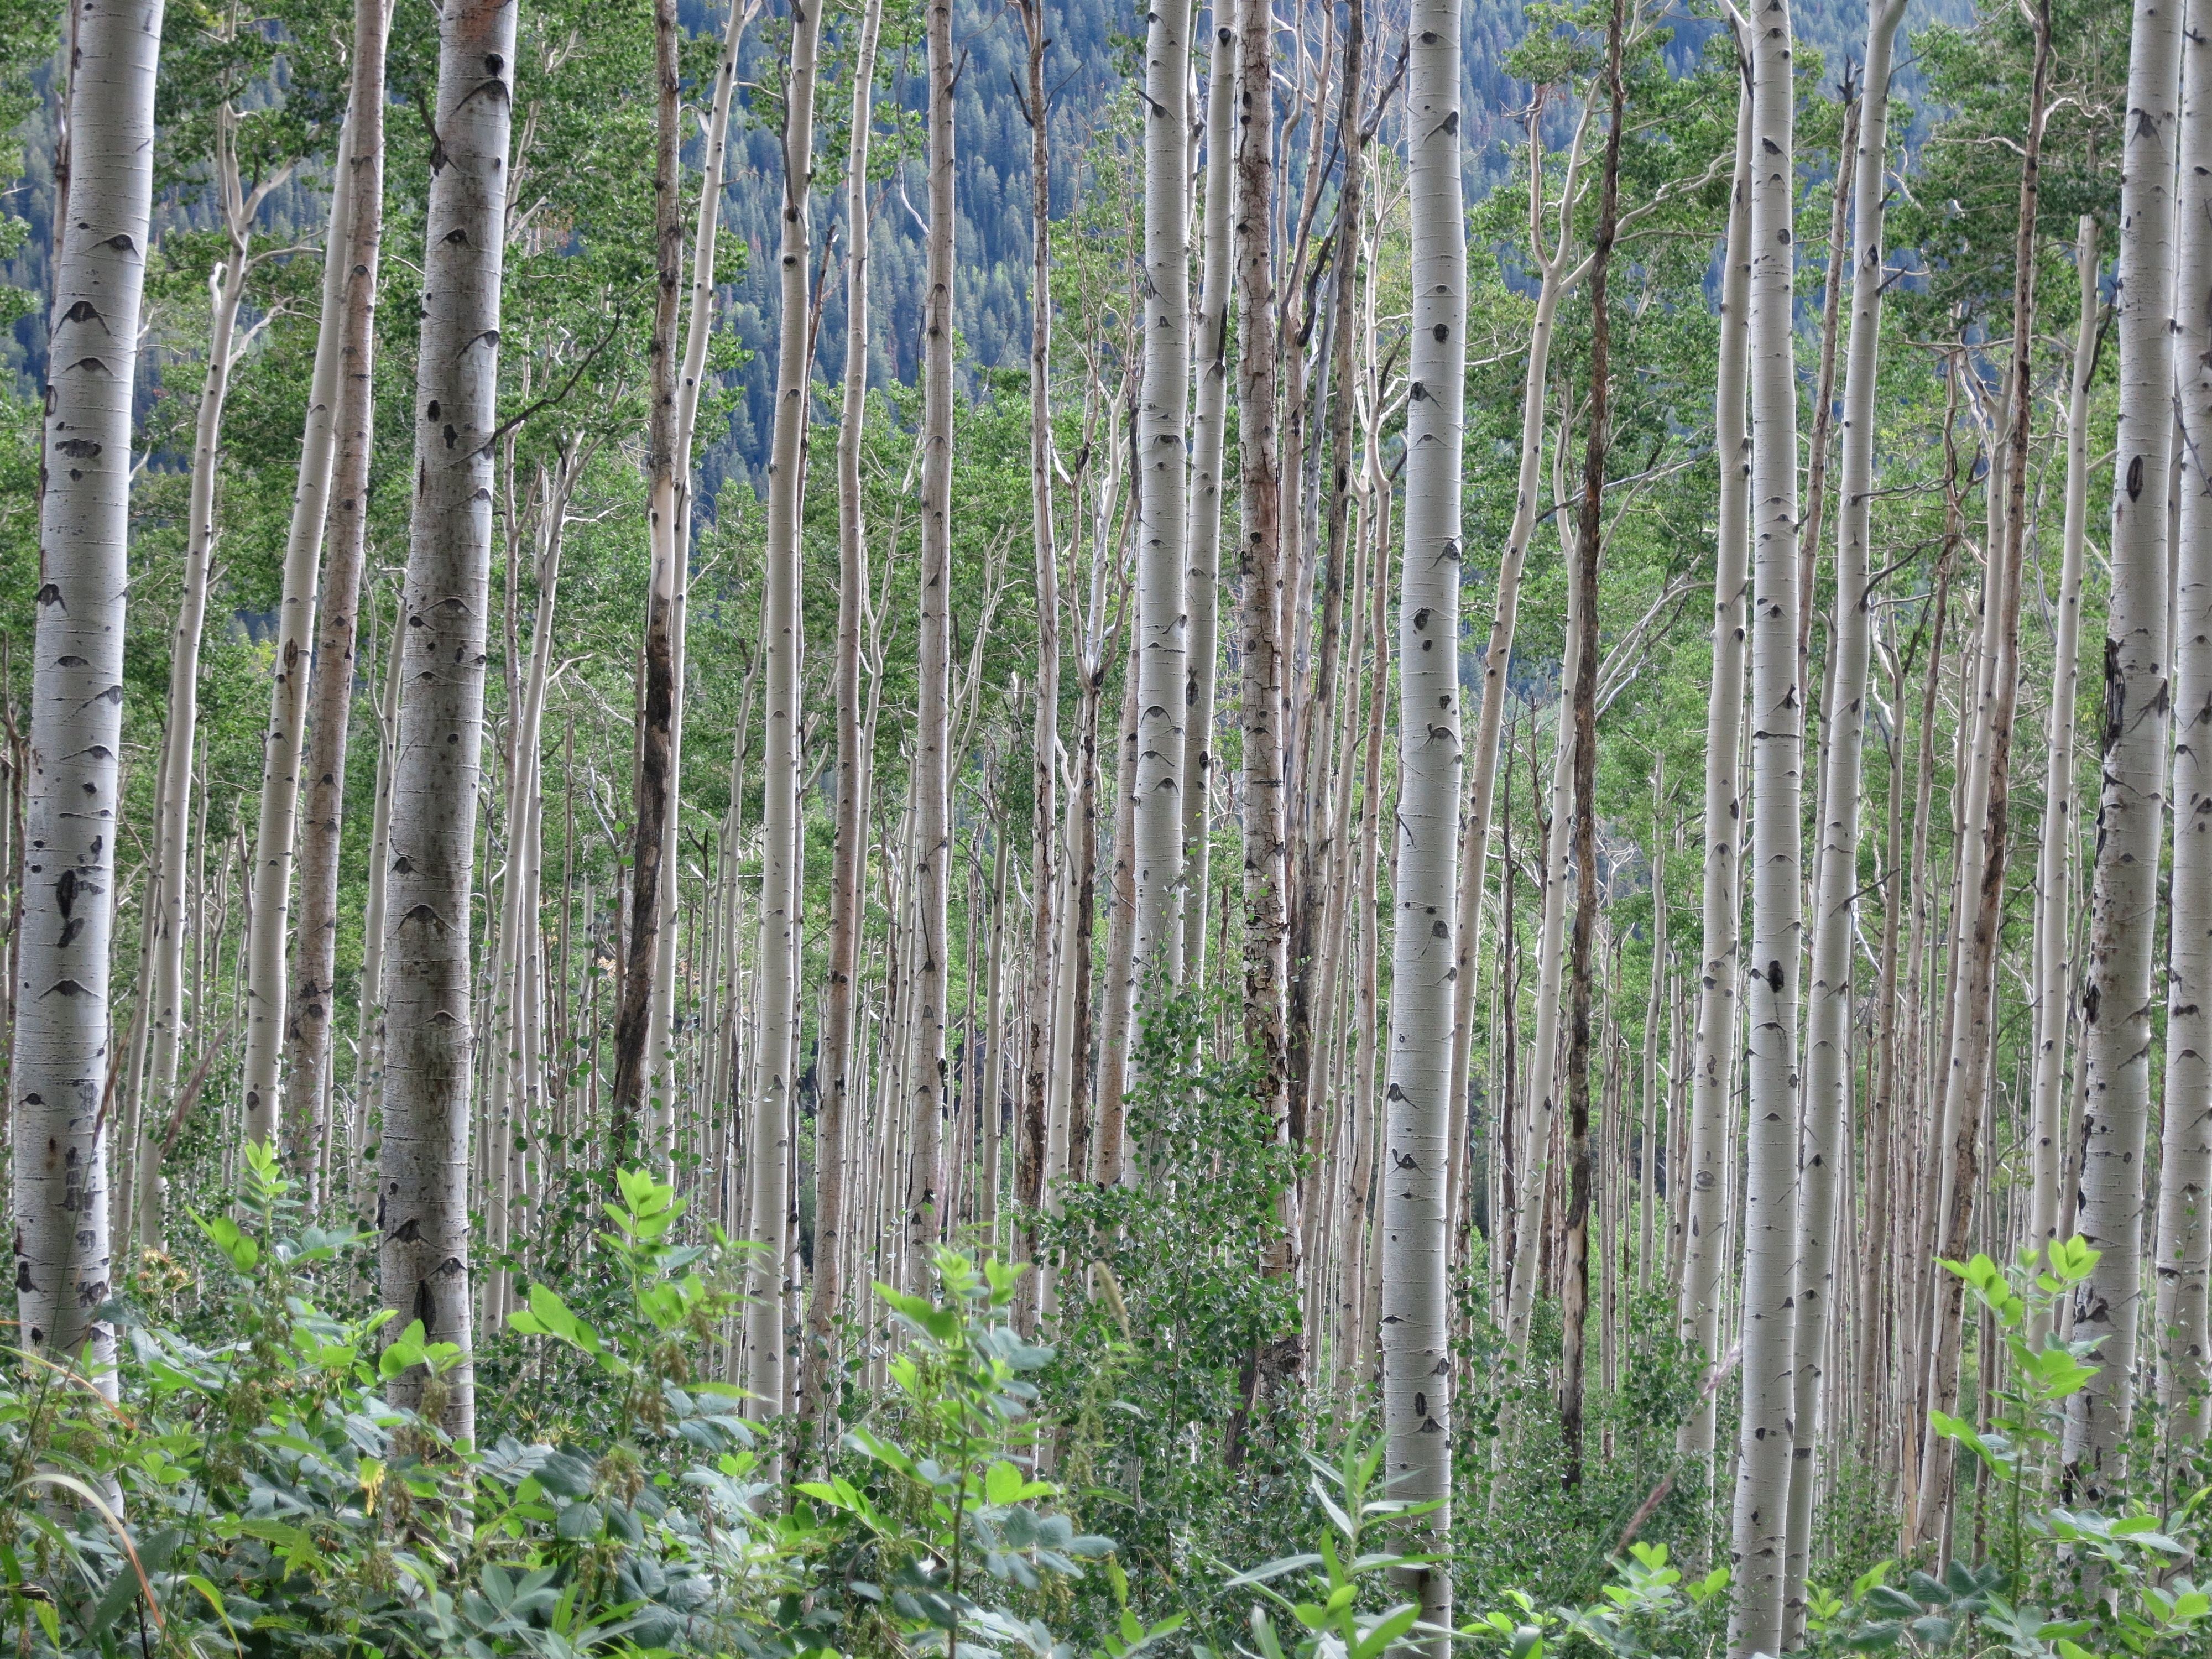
xmin=648 ymin=0 xmax=759 ymax=1156
xmin=154 ymin=20 xmax=310 ymax=1158
xmin=1560 ymin=0 xmax=1625 ymax=1492
xmin=905 ymin=0 xmax=957 ymax=1276
xmin=1379 ymin=0 xmax=1463 ymax=1633
xmin=1677 ymin=71 xmax=1751 ymax=1463
xmin=1131 ymin=0 xmax=1190 ymax=986
xmin=1234 ymin=0 xmax=1292 ymax=1229
xmin=810 ymin=0 xmax=885 ymax=1424
xmin=1728 ymin=0 xmax=1803 ymax=1640
xmin=1503 ymin=414 xmax=1580 ymax=1363
xmin=16 ymin=0 xmax=163 ymax=1384
xmin=2028 ymin=216 xmax=2098 ymax=1296
xmin=2159 ymin=3 xmax=2212 ymax=1446
xmin=1447 ymin=84 xmax=1589 ymax=1262
xmin=1781 ymin=0 xmax=1906 ymax=1621
xmin=746 ymin=0 xmax=822 ymax=1419
xmin=609 ymin=0 xmax=691 ymax=1157
xmin=377 ymin=0 xmax=520 ymax=1439
xmin=244 ymin=120 xmax=351 ymax=1173
xmin=287 ymin=0 xmax=393 ymax=1187
xmin=1184 ymin=11 xmax=1237 ymax=982
xmin=2068 ymin=0 xmax=2179 ymax=1501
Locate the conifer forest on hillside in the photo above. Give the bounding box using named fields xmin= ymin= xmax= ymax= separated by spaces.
xmin=5 ymin=0 xmax=2211 ymax=1650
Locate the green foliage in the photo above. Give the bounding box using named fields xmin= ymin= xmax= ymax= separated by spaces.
xmin=1212 ymin=1438 xmax=1447 ymax=1659
xmin=0 ymin=1152 xmax=808 ymax=1657
xmin=799 ymin=1250 xmax=1164 ymax=1659
xmin=1468 ymin=1542 xmax=1728 ymax=1659
xmin=1806 ymin=1241 xmax=2212 ymax=1659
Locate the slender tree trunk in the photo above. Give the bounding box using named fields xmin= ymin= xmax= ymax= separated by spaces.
xmin=1234 ymin=0 xmax=1293 ymax=1269
xmin=609 ymin=0 xmax=689 ymax=1157
xmin=746 ymin=0 xmax=822 ymax=1421
xmin=2028 ymin=215 xmax=2098 ymax=1306
xmin=1916 ymin=2 xmax=2050 ymax=1548
xmin=808 ymin=0 xmax=882 ymax=1426
xmin=1379 ymin=0 xmax=1464 ymax=1630
xmin=2160 ymin=14 xmax=2212 ymax=1449
xmin=1729 ymin=0 xmax=1804 ymax=1642
xmin=1448 ymin=103 xmax=1591 ymax=1241
xmin=1287 ymin=0 xmax=1364 ymax=1239
xmin=1132 ymin=0 xmax=1190 ymax=990
xmin=2067 ymin=0 xmax=2179 ymax=1504
xmin=1780 ymin=0 xmax=1903 ymax=1623
xmin=1861 ymin=631 xmax=1908 ymax=1453
xmin=377 ymin=0 xmax=518 ymax=1440
xmin=15 ymin=0 xmax=161 ymax=1385
xmin=286 ymin=0 xmax=393 ymax=1199
xmin=1677 ymin=73 xmax=1752 ymax=1462
xmin=1020 ymin=42 xmax=1066 ymax=1301
xmin=1503 ymin=416 xmax=1580 ymax=1359
xmin=1559 ymin=0 xmax=1625 ymax=1493
xmin=905 ymin=0 xmax=957 ymax=1279
xmin=1639 ymin=772 xmax=1665 ymax=1298
xmin=1183 ymin=11 xmax=1236 ymax=982
xmin=249 ymin=116 xmax=354 ymax=1178
xmin=153 ymin=194 xmax=252 ymax=1133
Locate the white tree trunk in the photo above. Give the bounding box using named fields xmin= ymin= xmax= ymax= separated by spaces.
xmin=2027 ymin=216 xmax=2098 ymax=1297
xmin=1132 ymin=0 xmax=1190 ymax=985
xmin=153 ymin=146 xmax=258 ymax=1129
xmin=287 ymin=0 xmax=393 ymax=1201
xmin=376 ymin=0 xmax=519 ymax=1441
xmin=748 ymin=0 xmax=821 ymax=1419
xmin=1729 ymin=0 xmax=1802 ymax=1644
xmin=2160 ymin=12 xmax=2212 ymax=1447
xmin=1676 ymin=74 xmax=1751 ymax=1463
xmin=15 ymin=0 xmax=163 ymax=1384
xmin=2067 ymin=0 xmax=2180 ymax=1502
xmin=810 ymin=0 xmax=882 ymax=1420
xmin=645 ymin=0 xmax=753 ymax=1150
xmin=1379 ymin=0 xmax=1463 ymax=1634
xmin=247 ymin=117 xmax=353 ymax=1175
xmin=1182 ymin=12 xmax=1236 ymax=981
xmin=1448 ymin=103 xmax=1589 ymax=1258
xmin=1502 ymin=523 xmax=1580 ymax=1357
xmin=1780 ymin=1 xmax=1903 ymax=1626
xmin=905 ymin=0 xmax=956 ymax=1279
xmin=1234 ymin=0 xmax=1292 ymax=1263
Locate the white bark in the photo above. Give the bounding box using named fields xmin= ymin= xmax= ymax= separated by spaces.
xmin=904 ymin=0 xmax=955 ymax=1277
xmin=2028 ymin=217 xmax=2097 ymax=1291
xmin=288 ymin=0 xmax=393 ymax=1196
xmin=748 ymin=0 xmax=821 ymax=1418
xmin=1677 ymin=74 xmax=1751 ymax=1463
xmin=1781 ymin=2 xmax=1903 ymax=1626
xmin=15 ymin=0 xmax=163 ymax=1384
xmin=1234 ymin=0 xmax=1291 ymax=1251
xmin=810 ymin=0 xmax=881 ymax=1417
xmin=153 ymin=119 xmax=270 ymax=1128
xmin=1379 ymin=0 xmax=1463 ymax=1635
xmin=246 ymin=118 xmax=353 ymax=1170
xmin=377 ymin=0 xmax=519 ymax=1442
xmin=645 ymin=0 xmax=752 ymax=1147
xmin=1182 ymin=12 xmax=1235 ymax=980
xmin=1133 ymin=0 xmax=1191 ymax=985
xmin=1502 ymin=515 xmax=1580 ymax=1356
xmin=1728 ymin=0 xmax=1802 ymax=1644
xmin=2068 ymin=0 xmax=2180 ymax=1501
xmin=2160 ymin=12 xmax=2212 ymax=1445
xmin=1448 ymin=100 xmax=1590 ymax=1261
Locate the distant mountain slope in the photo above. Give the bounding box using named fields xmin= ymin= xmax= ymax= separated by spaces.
xmin=695 ymin=0 xmax=1974 ymax=505
xmin=1 ymin=0 xmax=1978 ymax=500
